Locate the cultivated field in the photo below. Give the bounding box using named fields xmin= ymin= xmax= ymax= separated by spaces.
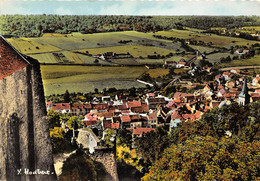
xmin=7 ymin=38 xmax=61 ymax=54
xmin=41 ymin=65 xmax=147 ymax=95
xmin=78 ymin=45 xmax=176 ymax=58
xmin=219 ymin=55 xmax=260 ymax=67
xmin=206 ymin=52 xmax=235 ymax=63
xmin=147 ymin=68 xmax=187 ymax=78
xmin=154 ymin=29 xmax=259 ymax=48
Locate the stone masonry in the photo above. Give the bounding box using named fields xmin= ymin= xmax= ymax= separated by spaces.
xmin=0 ymin=35 xmax=56 ymax=181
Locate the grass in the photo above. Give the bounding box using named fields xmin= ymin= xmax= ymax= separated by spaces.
xmin=7 ymin=38 xmax=61 ymax=54
xmin=41 ymin=65 xmax=147 ymax=95
xmin=189 ymin=45 xmax=218 ymax=54
xmin=206 ymin=52 xmax=235 ymax=63
xmin=32 ymin=31 xmax=173 ymax=51
xmin=78 ymin=45 xmax=176 ymax=58
xmin=147 ymin=68 xmax=187 ymax=78
xmin=136 ymin=58 xmax=164 ymax=64
xmin=110 ymin=58 xmax=139 ymax=65
xmin=219 ymin=55 xmax=260 ymax=67
xmin=154 ymin=29 xmax=259 ymax=48
xmin=148 ymin=68 xmax=170 ymax=78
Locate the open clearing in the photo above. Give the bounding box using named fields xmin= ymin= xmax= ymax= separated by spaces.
xmin=219 ymin=55 xmax=260 ymax=67
xmin=78 ymin=45 xmax=176 ymax=58
xmin=7 ymin=38 xmax=61 ymax=54
xmin=147 ymin=68 xmax=187 ymax=78
xmin=154 ymin=29 xmax=259 ymax=48
xmin=41 ymin=65 xmax=147 ymax=95
xmin=23 ymin=31 xmax=174 ymax=51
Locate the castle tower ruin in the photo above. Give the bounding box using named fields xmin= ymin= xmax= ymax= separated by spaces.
xmin=0 ymin=35 xmax=56 ymax=181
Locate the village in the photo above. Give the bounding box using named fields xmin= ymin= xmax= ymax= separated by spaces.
xmin=46 ymin=64 xmax=260 ymax=148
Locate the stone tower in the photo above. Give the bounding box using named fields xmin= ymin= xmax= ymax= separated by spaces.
xmin=238 ymin=77 xmax=250 ymax=106
xmin=0 ymin=35 xmax=56 ymax=181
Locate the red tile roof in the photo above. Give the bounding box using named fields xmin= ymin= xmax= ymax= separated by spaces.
xmin=250 ymin=93 xmax=260 ymax=97
xmin=148 ymin=93 xmax=154 ymax=97
xmin=131 ymin=115 xmax=141 ymax=121
xmin=118 ymin=104 xmax=128 ymax=110
xmin=120 ymin=115 xmax=131 ymax=122
xmin=46 ymin=101 xmax=53 ymax=107
xmin=182 ymin=114 xmax=196 ymax=120
xmin=83 ymin=104 xmax=92 ymax=109
xmin=223 ymin=72 xmax=231 ymax=76
xmin=103 ymin=119 xmax=112 ymax=129
xmin=171 ymin=111 xmax=183 ymax=121
xmin=83 ymin=120 xmax=97 ymax=127
xmin=148 ymin=111 xmax=157 ymax=120
xmin=255 ymin=77 xmax=260 ymax=82
xmin=127 ymin=101 xmax=142 ymax=108
xmin=85 ymin=112 xmax=98 ymax=121
xmin=96 ymin=112 xmax=113 ymax=118
xmin=92 ymin=103 xmax=109 ymax=110
xmin=0 ymin=35 xmax=29 ymax=80
xmin=131 ymin=103 xmax=149 ymax=113
xmin=173 ymin=92 xmax=193 ymax=99
xmin=178 ymin=62 xmax=186 ymax=65
xmin=71 ymin=103 xmax=83 ymax=110
xmin=52 ymin=103 xmax=71 ymax=110
xmin=212 ymin=102 xmax=220 ymax=108
xmin=194 ymin=111 xmax=203 ymax=119
xmin=133 ymin=127 xmax=155 ymax=135
xmin=121 ymin=110 xmax=131 ymax=114
xmin=111 ymin=123 xmax=120 ymax=129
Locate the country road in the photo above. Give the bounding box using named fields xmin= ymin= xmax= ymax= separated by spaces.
xmin=219 ymin=66 xmax=260 ymax=71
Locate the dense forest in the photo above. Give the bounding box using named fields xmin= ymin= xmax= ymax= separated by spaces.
xmin=0 ymin=15 xmax=260 ymax=37
xmin=134 ymin=101 xmax=260 ymax=180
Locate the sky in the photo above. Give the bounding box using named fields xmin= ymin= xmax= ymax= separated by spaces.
xmin=0 ymin=0 xmax=259 ymax=16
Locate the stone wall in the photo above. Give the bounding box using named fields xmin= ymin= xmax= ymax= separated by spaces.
xmin=91 ymin=149 xmax=119 ymax=181
xmin=0 ymin=59 xmax=56 ymax=181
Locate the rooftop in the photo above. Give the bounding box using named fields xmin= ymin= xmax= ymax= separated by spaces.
xmin=0 ymin=35 xmax=29 ymax=80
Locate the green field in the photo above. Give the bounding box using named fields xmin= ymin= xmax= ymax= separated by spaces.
xmin=79 ymin=45 xmax=176 ymax=58
xmin=154 ymin=29 xmax=259 ymax=48
xmin=7 ymin=38 xmax=61 ymax=54
xmin=219 ymin=55 xmax=260 ymax=67
xmin=41 ymin=65 xmax=147 ymax=95
xmin=206 ymin=53 xmax=235 ymax=63
xmin=189 ymin=45 xmax=218 ymax=54
xmin=9 ymin=31 xmax=182 ymax=66
xmin=147 ymin=68 xmax=187 ymax=78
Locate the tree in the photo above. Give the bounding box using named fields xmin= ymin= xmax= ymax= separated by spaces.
xmin=129 ymin=87 xmax=136 ymax=97
xmin=67 ymin=116 xmax=84 ymax=130
xmin=59 ymin=149 xmax=97 ymax=181
xmin=103 ymin=129 xmax=116 ymax=148
xmin=142 ymin=136 xmax=260 ymax=181
xmin=135 ymin=127 xmax=170 ymax=167
xmin=117 ymin=128 xmax=132 ymax=148
xmin=48 ymin=109 xmax=62 ymax=129
xmin=64 ymin=90 xmax=71 ymax=102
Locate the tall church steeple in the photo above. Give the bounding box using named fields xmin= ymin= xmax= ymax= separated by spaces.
xmin=238 ymin=77 xmax=250 ymax=105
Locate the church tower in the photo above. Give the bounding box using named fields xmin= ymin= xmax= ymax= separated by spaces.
xmin=238 ymin=77 xmax=250 ymax=106
xmin=0 ymin=35 xmax=56 ymax=181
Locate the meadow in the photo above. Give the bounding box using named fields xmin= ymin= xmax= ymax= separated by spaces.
xmin=78 ymin=45 xmax=176 ymax=58
xmin=41 ymin=65 xmax=147 ymax=95
xmin=147 ymin=68 xmax=187 ymax=78
xmin=7 ymin=38 xmax=61 ymax=54
xmin=206 ymin=52 xmax=235 ymax=63
xmin=219 ymin=55 xmax=260 ymax=67
xmin=154 ymin=29 xmax=259 ymax=48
